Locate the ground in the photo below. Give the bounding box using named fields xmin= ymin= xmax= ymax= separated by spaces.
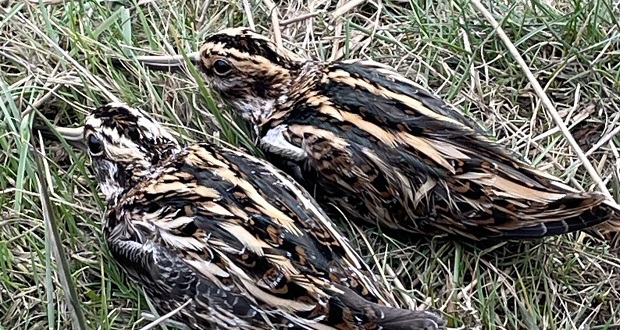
xmin=1 ymin=0 xmax=620 ymax=329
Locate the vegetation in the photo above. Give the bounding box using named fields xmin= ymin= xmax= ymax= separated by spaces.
xmin=1 ymin=0 xmax=619 ymax=329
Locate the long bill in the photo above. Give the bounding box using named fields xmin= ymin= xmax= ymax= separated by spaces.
xmin=34 ymin=124 xmax=86 ymax=151
xmin=111 ymin=52 xmax=200 ymax=73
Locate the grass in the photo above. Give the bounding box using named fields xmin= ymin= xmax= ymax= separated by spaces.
xmin=1 ymin=0 xmax=620 ymax=329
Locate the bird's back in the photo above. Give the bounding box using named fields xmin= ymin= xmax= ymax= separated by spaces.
xmin=107 ymin=142 xmax=445 ymax=329
xmin=269 ymin=59 xmax=615 ymax=240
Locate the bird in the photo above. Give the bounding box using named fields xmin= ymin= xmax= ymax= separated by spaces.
xmin=121 ymin=27 xmax=620 ymax=241
xmin=37 ymin=101 xmax=445 ymax=330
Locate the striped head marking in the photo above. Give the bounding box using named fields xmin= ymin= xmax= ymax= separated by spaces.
xmin=196 ymin=27 xmax=306 ymax=123
xmin=79 ymin=102 xmax=181 ymax=202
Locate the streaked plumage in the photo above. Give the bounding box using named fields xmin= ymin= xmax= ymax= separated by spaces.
xmin=123 ymin=28 xmax=617 ymax=240
xmin=40 ymin=102 xmax=445 ymax=329
xmin=128 ymin=27 xmax=619 ymax=241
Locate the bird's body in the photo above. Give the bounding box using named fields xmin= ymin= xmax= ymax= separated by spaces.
xmin=44 ymin=102 xmax=444 ymax=330
xmin=175 ymin=27 xmax=617 ymax=241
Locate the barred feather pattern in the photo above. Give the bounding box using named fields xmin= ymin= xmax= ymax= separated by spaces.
xmin=190 ymin=27 xmax=617 ymax=241
xmin=49 ymin=103 xmax=445 ymax=330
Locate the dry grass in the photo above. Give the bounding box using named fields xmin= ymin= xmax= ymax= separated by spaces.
xmin=1 ymin=0 xmax=620 ymax=329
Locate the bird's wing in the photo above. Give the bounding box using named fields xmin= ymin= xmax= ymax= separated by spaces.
xmin=262 ymin=59 xmax=612 ymax=239
xmin=116 ymin=142 xmax=434 ymax=329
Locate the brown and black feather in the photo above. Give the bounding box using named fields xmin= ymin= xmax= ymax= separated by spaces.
xmin=42 ymin=102 xmax=445 ymax=330
xmin=179 ymin=27 xmax=618 ymax=241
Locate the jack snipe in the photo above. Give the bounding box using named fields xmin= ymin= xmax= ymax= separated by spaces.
xmin=128 ymin=27 xmax=619 ymax=241
xmin=39 ymin=102 xmax=445 ymax=330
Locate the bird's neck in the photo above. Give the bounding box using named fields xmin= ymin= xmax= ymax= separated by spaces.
xmin=102 ymin=170 xmax=143 ymax=207
xmin=265 ymin=61 xmax=323 ymax=125
xmin=102 ymin=144 xmax=181 ymax=207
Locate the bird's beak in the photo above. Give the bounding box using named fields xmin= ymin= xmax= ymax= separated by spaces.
xmin=112 ymin=51 xmax=201 ymax=73
xmin=33 ymin=124 xmax=86 ymax=151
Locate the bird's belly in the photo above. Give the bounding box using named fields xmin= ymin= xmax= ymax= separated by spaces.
xmin=106 ymin=239 xmax=271 ymax=329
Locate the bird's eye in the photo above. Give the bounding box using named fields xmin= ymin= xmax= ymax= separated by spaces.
xmin=87 ymin=134 xmax=103 ymax=156
xmin=212 ymin=59 xmax=232 ymax=75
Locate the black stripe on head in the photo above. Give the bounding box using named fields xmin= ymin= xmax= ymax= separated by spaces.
xmin=204 ymin=29 xmax=299 ymax=69
xmin=91 ymin=103 xmax=139 ymax=128
xmin=93 ymin=103 xmax=146 ymax=142
xmin=87 ymin=102 xmax=179 ymax=159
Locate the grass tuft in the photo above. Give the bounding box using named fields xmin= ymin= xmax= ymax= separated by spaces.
xmin=1 ymin=0 xmax=619 ymax=329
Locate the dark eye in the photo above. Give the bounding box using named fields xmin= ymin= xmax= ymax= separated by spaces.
xmin=87 ymin=134 xmax=103 ymax=156
xmin=212 ymin=59 xmax=232 ymax=75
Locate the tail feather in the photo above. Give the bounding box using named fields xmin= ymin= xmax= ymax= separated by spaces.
xmin=584 ymin=199 xmax=620 ymax=239
xmin=491 ymin=191 xmax=616 ymax=239
xmin=334 ymin=285 xmax=446 ymax=330
xmin=373 ymin=307 xmax=445 ymax=330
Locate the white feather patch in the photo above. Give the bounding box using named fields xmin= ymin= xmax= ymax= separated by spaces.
xmin=261 ymin=125 xmax=307 ymax=161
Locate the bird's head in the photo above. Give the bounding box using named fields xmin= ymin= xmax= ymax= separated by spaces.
xmin=45 ymin=102 xmax=181 ymax=203
xmin=194 ymin=27 xmax=306 ymax=123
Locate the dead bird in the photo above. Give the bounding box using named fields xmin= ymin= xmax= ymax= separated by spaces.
xmin=122 ymin=27 xmax=619 ymax=241
xmin=36 ymin=101 xmax=445 ymax=330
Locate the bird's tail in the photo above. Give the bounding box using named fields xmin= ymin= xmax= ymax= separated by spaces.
xmin=370 ymin=306 xmax=446 ymax=330
xmin=585 ymin=199 xmax=620 ymax=242
xmin=334 ymin=285 xmax=446 ymax=330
